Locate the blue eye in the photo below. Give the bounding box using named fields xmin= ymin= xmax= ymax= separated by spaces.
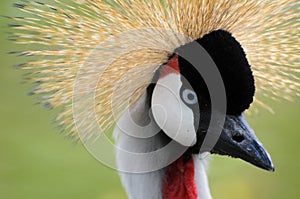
xmin=182 ymin=89 xmax=198 ymax=105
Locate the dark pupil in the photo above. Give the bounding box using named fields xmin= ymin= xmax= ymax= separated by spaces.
xmin=187 ymin=93 xmax=194 ymax=101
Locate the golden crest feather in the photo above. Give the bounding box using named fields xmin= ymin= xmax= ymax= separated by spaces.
xmin=10 ymin=0 xmax=300 ymax=139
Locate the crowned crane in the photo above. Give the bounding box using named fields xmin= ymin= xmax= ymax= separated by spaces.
xmin=9 ymin=0 xmax=299 ymax=199
xmin=113 ymin=29 xmax=274 ymax=199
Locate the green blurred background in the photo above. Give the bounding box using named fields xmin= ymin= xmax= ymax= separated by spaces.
xmin=0 ymin=1 xmax=299 ymax=199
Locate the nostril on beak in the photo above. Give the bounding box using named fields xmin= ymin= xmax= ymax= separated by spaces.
xmin=232 ymin=134 xmax=245 ymax=143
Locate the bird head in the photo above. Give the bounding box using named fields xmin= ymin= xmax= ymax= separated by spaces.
xmin=151 ymin=30 xmax=274 ymax=171
xmin=10 ymin=0 xmax=299 ymax=175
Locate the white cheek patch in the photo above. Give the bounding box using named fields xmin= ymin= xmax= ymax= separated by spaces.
xmin=151 ymin=73 xmax=197 ymax=146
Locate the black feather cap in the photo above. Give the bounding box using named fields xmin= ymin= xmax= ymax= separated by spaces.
xmin=177 ymin=29 xmax=255 ymax=115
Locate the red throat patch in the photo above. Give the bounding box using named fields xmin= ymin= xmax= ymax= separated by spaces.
xmin=160 ymin=55 xmax=180 ymax=78
xmin=162 ymin=157 xmax=198 ymax=199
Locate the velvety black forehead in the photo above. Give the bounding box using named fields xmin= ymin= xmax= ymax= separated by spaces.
xmin=176 ymin=29 xmax=255 ymax=115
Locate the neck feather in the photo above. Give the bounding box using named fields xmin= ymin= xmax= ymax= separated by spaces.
xmin=114 ymin=93 xmax=213 ymax=199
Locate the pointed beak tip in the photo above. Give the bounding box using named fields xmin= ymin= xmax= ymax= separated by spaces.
xmin=270 ymin=167 xmax=275 ymax=172
xmin=258 ymin=155 xmax=275 ymax=172
xmin=261 ymin=164 xmax=275 ymax=172
xmin=259 ymin=148 xmax=275 ymax=173
xmin=253 ymin=151 xmax=275 ymax=173
xmin=267 ymin=162 xmax=275 ymax=172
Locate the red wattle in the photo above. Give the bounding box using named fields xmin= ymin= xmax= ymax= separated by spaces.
xmin=162 ymin=157 xmax=198 ymax=199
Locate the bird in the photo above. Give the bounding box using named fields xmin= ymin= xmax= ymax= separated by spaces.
xmin=9 ymin=0 xmax=299 ymax=199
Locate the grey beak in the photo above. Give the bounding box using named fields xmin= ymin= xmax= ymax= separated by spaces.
xmin=211 ymin=114 xmax=275 ymax=172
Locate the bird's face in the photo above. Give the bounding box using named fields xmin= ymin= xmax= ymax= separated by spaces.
xmin=151 ymin=30 xmax=274 ymax=171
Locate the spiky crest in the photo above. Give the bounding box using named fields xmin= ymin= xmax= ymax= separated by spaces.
xmin=9 ymin=0 xmax=300 ymax=139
